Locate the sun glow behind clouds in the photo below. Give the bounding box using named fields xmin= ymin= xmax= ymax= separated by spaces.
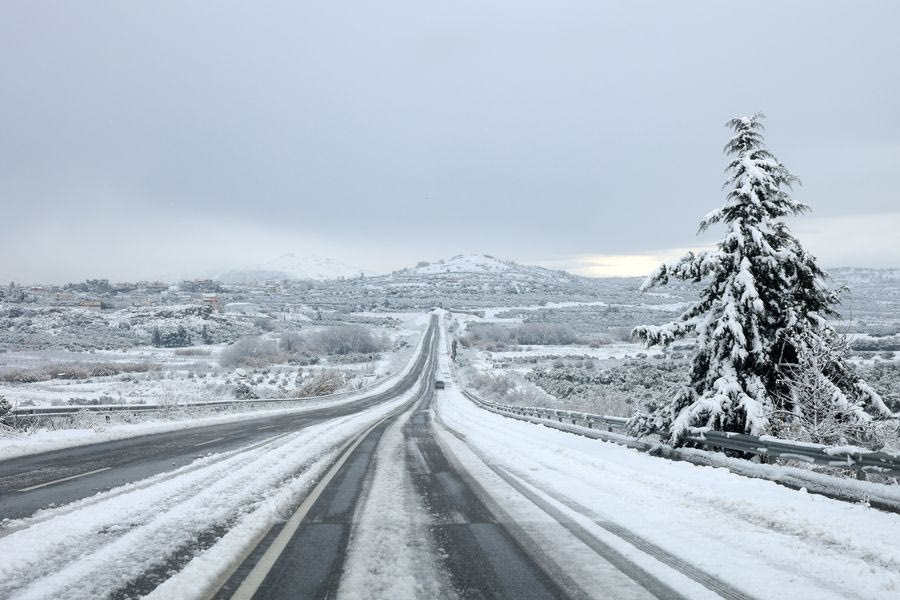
xmin=537 ymin=247 xmax=715 ymax=278
xmin=539 ymin=211 xmax=900 ymax=278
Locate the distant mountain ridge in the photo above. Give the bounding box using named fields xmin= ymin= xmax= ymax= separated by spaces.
xmin=393 ymin=254 xmax=575 ymax=281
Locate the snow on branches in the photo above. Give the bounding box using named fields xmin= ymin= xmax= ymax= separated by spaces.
xmin=630 ymin=114 xmax=891 ymax=446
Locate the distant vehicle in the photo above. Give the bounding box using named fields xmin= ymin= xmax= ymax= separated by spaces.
xmin=434 ymin=380 xmax=445 ymax=390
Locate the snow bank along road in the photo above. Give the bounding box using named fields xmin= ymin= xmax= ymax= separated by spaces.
xmin=2 ymin=314 xmax=900 ymax=599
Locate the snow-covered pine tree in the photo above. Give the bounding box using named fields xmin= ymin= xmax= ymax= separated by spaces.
xmin=630 ymin=113 xmax=892 ymax=445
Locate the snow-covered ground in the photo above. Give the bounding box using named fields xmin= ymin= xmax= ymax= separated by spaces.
xmin=480 ymin=300 xmax=690 ymax=321
xmin=0 ymin=325 xmax=419 ymax=409
xmin=0 ymin=326 xmax=429 ymax=461
xmin=433 ymin=341 xmax=900 ymax=599
xmin=477 ymin=342 xmax=649 ymax=362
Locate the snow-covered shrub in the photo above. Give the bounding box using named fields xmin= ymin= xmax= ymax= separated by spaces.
xmin=513 ymin=323 xmax=577 ymax=345
xmin=462 ymin=322 xmax=577 ymax=348
xmin=219 ymin=337 xmax=283 ymax=367
xmin=852 ymin=336 xmax=900 ymax=352
xmin=253 ymin=317 xmax=278 ymax=332
xmin=527 ymin=361 xmax=688 ymax=417
xmin=292 ymin=370 xmax=345 ymax=397
xmin=466 ymin=370 xmax=554 ymax=407
xmin=151 ymin=325 xmax=193 ymax=348
xmin=233 ymin=383 xmax=258 ymax=400
xmin=0 ymin=362 xmax=160 ymax=383
xmin=174 ymin=347 xmax=212 ymax=356
xmin=0 ymin=369 xmax=43 ymax=383
xmin=310 ymin=326 xmax=380 ymax=355
xmin=279 ymin=331 xmax=304 ymax=353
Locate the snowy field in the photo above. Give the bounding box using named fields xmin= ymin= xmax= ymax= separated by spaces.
xmin=0 ymin=327 xmax=430 ymax=461
xmin=0 ymin=316 xmax=423 ymax=410
xmin=445 ymin=283 xmax=900 ymax=425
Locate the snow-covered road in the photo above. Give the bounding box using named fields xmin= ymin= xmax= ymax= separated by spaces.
xmin=433 ymin=350 xmax=900 ymax=599
xmin=0 ymin=386 xmax=423 ymax=600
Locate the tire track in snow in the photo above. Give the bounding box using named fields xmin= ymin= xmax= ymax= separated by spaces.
xmin=0 ymin=432 xmax=291 ymax=539
xmin=0 ymin=410 xmax=381 ymax=600
xmin=337 ymin=398 xmax=457 ymax=599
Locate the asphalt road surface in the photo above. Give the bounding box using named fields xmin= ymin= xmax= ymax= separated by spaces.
xmin=211 ymin=320 xmax=569 ymax=600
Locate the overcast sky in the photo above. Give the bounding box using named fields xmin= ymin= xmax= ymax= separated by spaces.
xmin=2 ymin=1 xmax=898 ymax=283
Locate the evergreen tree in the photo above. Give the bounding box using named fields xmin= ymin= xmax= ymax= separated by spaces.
xmin=631 ymin=114 xmax=891 ymax=444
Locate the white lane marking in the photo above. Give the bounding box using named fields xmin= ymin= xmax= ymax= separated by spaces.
xmin=4 ymin=432 xmax=296 ymax=537
xmin=17 ymin=466 xmax=112 ymax=492
xmin=229 ymin=432 xmax=370 ymax=600
xmin=409 ymin=444 xmax=431 ymax=475
xmin=194 ymin=436 xmax=226 ymax=447
xmin=228 ymin=399 xmax=423 ymax=600
xmin=257 ymin=425 xmax=277 ymax=430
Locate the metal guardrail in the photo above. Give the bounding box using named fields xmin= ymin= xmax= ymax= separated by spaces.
xmin=462 ymin=390 xmax=900 ymax=478
xmin=7 ymin=318 xmax=438 ymax=422
xmin=8 ymin=395 xmax=346 ymax=419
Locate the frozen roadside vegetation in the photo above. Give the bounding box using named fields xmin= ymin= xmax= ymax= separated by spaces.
xmin=449 ymin=306 xmax=699 ymax=419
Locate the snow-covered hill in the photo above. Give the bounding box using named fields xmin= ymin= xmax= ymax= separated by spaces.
xmin=396 ymin=254 xmax=571 ymax=280
xmin=407 ymin=255 xmax=515 ymax=275
xmin=218 ymin=253 xmax=370 ymax=283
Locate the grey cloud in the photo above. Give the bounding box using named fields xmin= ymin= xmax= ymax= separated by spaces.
xmin=2 ymin=1 xmax=898 ymax=282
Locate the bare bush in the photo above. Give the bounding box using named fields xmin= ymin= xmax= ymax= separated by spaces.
xmin=279 ymin=331 xmax=304 ymax=353
xmin=771 ymin=342 xmax=887 ymax=448
xmin=311 ymin=326 xmax=381 ymax=355
xmin=467 ymin=370 xmax=555 ymax=406
xmin=219 ymin=336 xmax=283 ymax=367
xmin=0 ymin=362 xmax=160 ymax=383
xmin=293 ymin=369 xmax=345 ymax=397
xmin=174 ymin=347 xmax=212 ymax=356
xmin=0 ymin=369 xmax=44 ymax=383
xmin=513 ymin=322 xmax=577 ymax=345
xmin=233 ymin=382 xmax=259 ymax=400
xmin=462 ymin=322 xmax=577 ymax=348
